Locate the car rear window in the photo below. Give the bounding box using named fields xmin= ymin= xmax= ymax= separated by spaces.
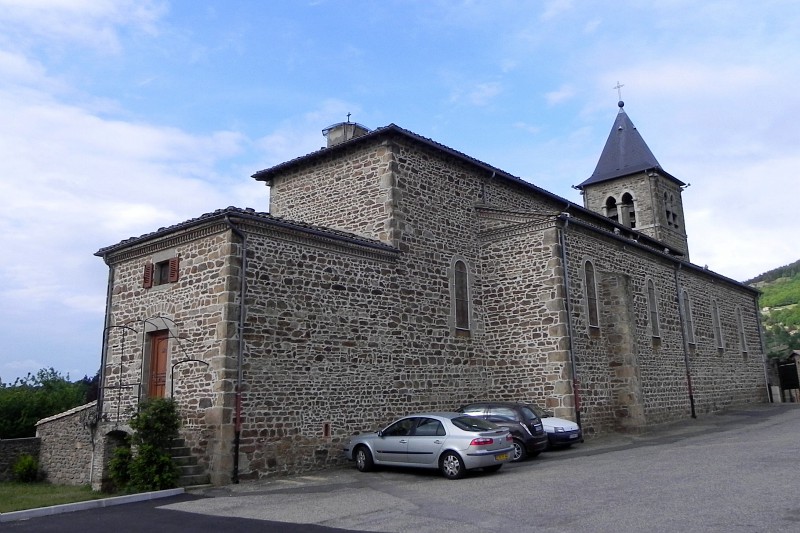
xmin=451 ymin=416 xmax=499 ymax=432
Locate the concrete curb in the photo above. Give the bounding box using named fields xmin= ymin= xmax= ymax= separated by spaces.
xmin=0 ymin=487 xmax=185 ymax=523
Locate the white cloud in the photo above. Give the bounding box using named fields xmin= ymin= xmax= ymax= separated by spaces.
xmin=545 ymin=84 xmax=576 ymax=106
xmin=0 ymin=31 xmax=259 ymax=381
xmin=540 ymin=0 xmax=573 ymax=21
xmin=449 ymin=82 xmax=503 ymax=107
xmin=0 ymin=0 xmax=165 ymax=53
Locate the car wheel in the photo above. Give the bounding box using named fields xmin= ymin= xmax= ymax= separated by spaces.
xmin=355 ymin=446 xmax=374 ymax=472
xmin=483 ymin=464 xmax=502 ymax=473
xmin=511 ymin=439 xmax=527 ymax=462
xmin=439 ymin=451 xmax=465 ymax=480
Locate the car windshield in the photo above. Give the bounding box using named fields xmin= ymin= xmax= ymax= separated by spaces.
xmin=451 ymin=416 xmax=498 ymax=432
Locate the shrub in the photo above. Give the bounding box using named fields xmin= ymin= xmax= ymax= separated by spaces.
xmin=12 ymin=454 xmax=39 ymax=483
xmin=110 ymin=398 xmax=181 ymax=492
xmin=130 ymin=398 xmax=180 ymax=449
xmin=128 ymin=444 xmax=179 ymax=491
xmin=107 ymin=443 xmax=132 ymax=492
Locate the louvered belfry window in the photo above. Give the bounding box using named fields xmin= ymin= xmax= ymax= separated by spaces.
xmin=143 ymin=256 xmax=180 ymax=288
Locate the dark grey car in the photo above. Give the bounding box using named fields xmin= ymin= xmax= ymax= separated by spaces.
xmin=458 ymin=402 xmax=549 ymax=461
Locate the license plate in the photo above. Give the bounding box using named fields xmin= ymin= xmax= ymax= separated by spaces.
xmin=569 ymin=434 xmax=578 ymax=439
xmin=495 ymin=453 xmax=509 ymax=461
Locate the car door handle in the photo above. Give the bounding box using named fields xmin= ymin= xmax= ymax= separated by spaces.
xmin=399 ymin=439 xmax=408 ymax=444
xmin=433 ymin=440 xmax=443 ymax=444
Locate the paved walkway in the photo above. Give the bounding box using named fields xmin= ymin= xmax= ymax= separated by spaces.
xmin=5 ymin=402 xmax=798 ymax=533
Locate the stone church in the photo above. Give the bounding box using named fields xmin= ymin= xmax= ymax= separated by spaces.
xmin=81 ymin=102 xmax=766 ymax=486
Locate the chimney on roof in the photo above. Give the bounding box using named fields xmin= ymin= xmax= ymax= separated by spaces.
xmin=322 ymin=118 xmax=370 ymax=148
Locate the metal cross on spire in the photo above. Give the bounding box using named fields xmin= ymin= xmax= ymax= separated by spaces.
xmin=613 ymin=81 xmax=624 ymax=101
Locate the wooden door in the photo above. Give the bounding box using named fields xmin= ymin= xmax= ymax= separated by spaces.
xmin=148 ymin=331 xmax=169 ymax=398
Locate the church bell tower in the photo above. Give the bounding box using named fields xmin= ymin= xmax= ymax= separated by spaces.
xmin=576 ymin=101 xmax=690 ymax=259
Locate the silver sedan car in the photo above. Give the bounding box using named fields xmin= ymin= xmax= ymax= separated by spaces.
xmin=343 ymin=412 xmax=514 ymax=479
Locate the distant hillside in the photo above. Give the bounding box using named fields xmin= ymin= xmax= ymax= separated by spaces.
xmin=747 ymin=259 xmax=800 ymax=286
xmin=747 ymin=259 xmax=800 ymax=358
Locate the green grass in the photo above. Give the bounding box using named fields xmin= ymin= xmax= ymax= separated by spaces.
xmin=0 ymin=482 xmax=111 ymax=513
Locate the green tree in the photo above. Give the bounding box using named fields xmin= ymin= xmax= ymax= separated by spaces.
xmin=0 ymin=368 xmax=96 ymax=438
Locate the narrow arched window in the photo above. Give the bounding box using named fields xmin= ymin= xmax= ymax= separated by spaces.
xmin=605 ymin=197 xmax=618 ymax=223
xmin=584 ymin=261 xmax=599 ymax=329
xmin=682 ymin=290 xmax=695 ymax=345
xmin=454 ymin=260 xmax=470 ymax=331
xmin=647 ymin=279 xmax=660 ymax=337
xmin=711 ymin=299 xmax=724 ymax=350
xmin=737 ymin=307 xmax=748 ymax=355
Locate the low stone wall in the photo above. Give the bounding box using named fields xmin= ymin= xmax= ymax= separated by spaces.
xmin=0 ymin=437 xmax=40 ymax=481
xmin=36 ymin=402 xmax=97 ymax=486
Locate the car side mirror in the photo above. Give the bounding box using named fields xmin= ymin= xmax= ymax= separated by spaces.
xmin=377 ymin=430 xmax=384 ymax=438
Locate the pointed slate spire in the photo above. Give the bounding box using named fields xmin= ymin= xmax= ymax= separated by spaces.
xmin=578 ymin=101 xmax=677 ymax=188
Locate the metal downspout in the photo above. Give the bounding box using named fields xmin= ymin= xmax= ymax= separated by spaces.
xmin=224 ymin=216 xmax=247 ymax=484
xmin=674 ymin=263 xmax=696 ymax=418
xmin=557 ymin=215 xmax=582 ymax=429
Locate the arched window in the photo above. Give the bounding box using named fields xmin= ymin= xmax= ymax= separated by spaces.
xmin=647 ymin=279 xmax=660 ymax=337
xmin=711 ymin=299 xmax=724 ymax=350
xmin=584 ymin=261 xmax=599 ymax=329
xmin=604 ymin=196 xmax=618 ymax=223
xmin=453 ymin=259 xmax=470 ymax=331
xmin=621 ymin=192 xmax=636 ymax=229
xmin=682 ymin=290 xmax=695 ymax=345
xmin=737 ymin=307 xmax=748 ymax=355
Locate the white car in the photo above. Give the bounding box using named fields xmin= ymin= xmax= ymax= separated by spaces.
xmin=343 ymin=412 xmax=514 ymax=479
xmin=529 ymin=404 xmax=583 ymax=448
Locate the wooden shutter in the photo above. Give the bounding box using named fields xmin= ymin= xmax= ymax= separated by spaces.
xmin=168 ymin=256 xmax=180 ymax=283
xmin=143 ymin=262 xmax=154 ymax=288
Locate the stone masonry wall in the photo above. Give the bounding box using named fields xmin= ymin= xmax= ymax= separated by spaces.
xmin=261 ymin=132 xmax=765 ymax=443
xmin=236 ymin=228 xmax=400 ymax=478
xmin=101 ymin=227 xmax=237 ymax=485
xmin=479 ymin=220 xmax=574 ymax=415
xmin=236 ymin=140 xmax=509 ymax=479
xmin=94 ymin=130 xmax=767 ymax=483
xmin=268 ymin=142 xmax=394 ymax=244
xmin=562 ymin=223 xmax=766 ymax=436
xmin=0 ymin=437 xmax=40 ymax=481
xmin=36 ymin=402 xmax=96 ymax=485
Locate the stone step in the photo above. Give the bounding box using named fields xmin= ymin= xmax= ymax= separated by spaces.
xmin=169 ymin=446 xmax=192 ymax=457
xmin=179 ymin=473 xmax=210 ymax=487
xmin=169 ymin=437 xmax=209 ymax=487
xmin=177 ymin=464 xmax=206 ymax=476
xmin=172 ymin=455 xmax=197 ymax=467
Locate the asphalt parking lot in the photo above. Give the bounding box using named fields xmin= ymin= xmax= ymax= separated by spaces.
xmin=7 ymin=403 xmax=800 ymax=532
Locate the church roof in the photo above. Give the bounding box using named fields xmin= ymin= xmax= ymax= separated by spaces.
xmin=95 ymin=206 xmax=399 ymax=258
xmin=577 ymin=102 xmax=684 ymax=189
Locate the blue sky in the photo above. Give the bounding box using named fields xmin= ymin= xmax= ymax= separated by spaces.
xmin=1 ymin=0 xmax=798 ymax=383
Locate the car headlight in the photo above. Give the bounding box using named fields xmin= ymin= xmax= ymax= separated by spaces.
xmin=554 ymin=427 xmax=565 ymax=432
